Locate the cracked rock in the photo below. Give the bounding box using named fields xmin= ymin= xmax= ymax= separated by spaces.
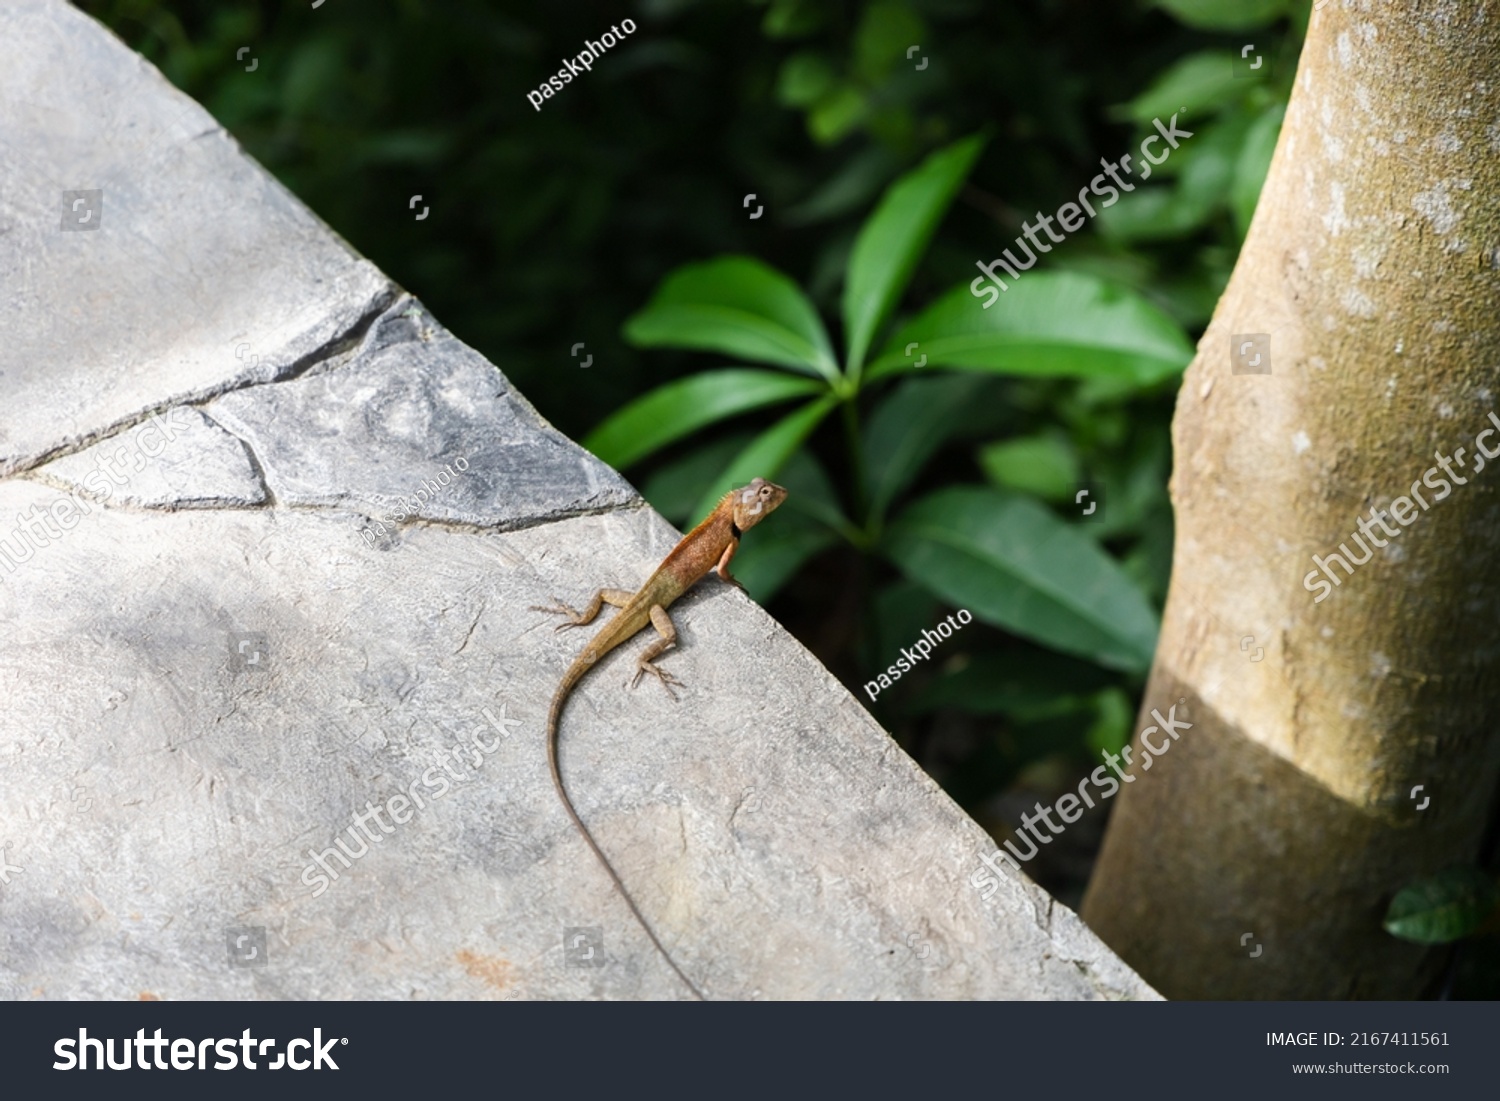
xmin=35 ymin=407 xmax=267 ymax=509
xmin=0 ymin=0 xmax=395 ymax=478
xmin=207 ymin=299 xmax=638 ymax=531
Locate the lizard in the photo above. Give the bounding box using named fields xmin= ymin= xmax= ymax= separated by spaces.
xmin=532 ymin=476 xmax=789 ymax=1000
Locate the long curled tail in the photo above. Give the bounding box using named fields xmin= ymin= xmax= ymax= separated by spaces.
xmin=547 ymin=668 xmax=706 ymax=1000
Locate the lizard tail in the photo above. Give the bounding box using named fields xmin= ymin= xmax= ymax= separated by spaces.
xmin=548 ymin=666 xmax=707 ymax=1000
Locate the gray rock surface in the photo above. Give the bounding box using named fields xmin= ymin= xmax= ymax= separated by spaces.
xmin=36 ymin=406 xmax=267 ymax=509
xmin=0 ymin=0 xmax=1158 ymax=1001
xmin=0 ymin=0 xmax=392 ymax=477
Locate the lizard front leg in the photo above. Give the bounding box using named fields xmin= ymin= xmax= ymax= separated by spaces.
xmin=630 ymin=604 xmax=685 ymax=697
xmin=713 ymin=538 xmax=745 ymax=591
xmin=531 ymin=588 xmax=634 ymax=631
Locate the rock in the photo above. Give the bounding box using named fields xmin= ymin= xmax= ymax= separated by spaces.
xmin=35 ymin=407 xmax=267 ymax=509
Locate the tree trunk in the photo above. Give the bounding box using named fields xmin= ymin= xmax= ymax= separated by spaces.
xmin=1080 ymin=1 xmax=1500 ymax=999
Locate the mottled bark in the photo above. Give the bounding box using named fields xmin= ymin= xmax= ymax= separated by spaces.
xmin=1081 ymin=1 xmax=1500 ymax=999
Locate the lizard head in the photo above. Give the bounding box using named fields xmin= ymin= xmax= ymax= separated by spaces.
xmin=730 ymin=477 xmax=788 ymax=532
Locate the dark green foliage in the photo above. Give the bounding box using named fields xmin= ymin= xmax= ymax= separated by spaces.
xmin=1385 ymin=868 xmax=1500 ymax=946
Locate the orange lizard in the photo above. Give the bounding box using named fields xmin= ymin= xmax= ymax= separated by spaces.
xmin=533 ymin=477 xmax=788 ymax=1000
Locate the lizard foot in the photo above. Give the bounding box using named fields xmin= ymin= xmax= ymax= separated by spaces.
xmin=631 ymin=662 xmax=685 ymax=699
xmin=530 ymin=599 xmax=584 ymax=629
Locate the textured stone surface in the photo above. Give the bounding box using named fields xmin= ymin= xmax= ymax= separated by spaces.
xmin=0 ymin=0 xmax=394 ymax=477
xmin=0 ymin=0 xmax=1158 ymax=1001
xmin=35 ymin=406 xmax=267 ymax=509
xmin=206 ymin=304 xmax=637 ymax=529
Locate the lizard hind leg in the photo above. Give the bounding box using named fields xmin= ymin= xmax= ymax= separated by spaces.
xmin=630 ymin=604 xmax=685 ymax=698
xmin=531 ymin=588 xmax=634 ymax=631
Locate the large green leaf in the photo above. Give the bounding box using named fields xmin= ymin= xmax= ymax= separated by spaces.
xmin=1384 ymin=868 xmax=1500 ymax=945
xmin=842 ymin=134 xmax=985 ymax=373
xmin=865 ymin=375 xmax=991 ymax=522
xmin=867 ymin=273 xmax=1192 ymax=386
xmin=884 ymin=487 xmax=1159 ymax=672
xmin=688 ymin=396 xmax=839 ymax=524
xmin=1117 ymin=51 xmax=1245 ymax=125
xmin=1150 ymin=0 xmax=1288 ymax=31
xmin=623 ymin=257 xmax=841 ymax=382
xmin=978 ymin=432 xmax=1080 ymax=502
xmin=583 ymin=369 xmax=824 ymax=469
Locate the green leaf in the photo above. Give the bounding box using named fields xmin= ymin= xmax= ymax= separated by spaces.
xmin=809 ymin=85 xmax=868 ymax=145
xmin=843 ymin=134 xmax=985 ymax=372
xmin=865 ymin=375 xmax=992 ymax=522
xmin=1384 ymin=868 xmax=1500 ymax=945
xmin=776 ymin=447 xmax=855 ymax=538
xmin=1232 ymin=103 xmax=1285 ymax=237
xmin=1174 ymin=110 xmax=1253 ymax=205
xmin=852 ymin=1 xmax=927 ymax=82
xmin=869 ymin=273 xmax=1193 ymax=387
xmin=1097 ymin=112 xmax=1253 ymax=244
xmin=688 ymin=396 xmax=839 ymax=524
xmin=282 ymin=38 xmax=342 ymax=118
xmin=1150 ymin=0 xmax=1288 ymax=32
xmin=763 ymin=0 xmax=825 ymax=38
xmin=777 ymin=53 xmax=837 ymax=108
xmin=623 ymin=257 xmax=841 ymax=382
xmin=786 ymin=146 xmax=899 ymax=226
xmin=582 ymin=369 xmax=824 ymax=470
xmin=884 ymin=486 xmax=1159 ymax=672
xmin=978 ymin=433 xmax=1080 ymax=502
xmin=1117 ymin=52 xmax=1245 ymax=125
xmin=351 ymin=129 xmax=454 ymax=168
xmin=911 ymin=650 xmax=1115 ymax=716
xmin=1085 ymin=687 xmax=1136 ymax=756
xmin=1093 ymin=186 xmax=1206 ymax=244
